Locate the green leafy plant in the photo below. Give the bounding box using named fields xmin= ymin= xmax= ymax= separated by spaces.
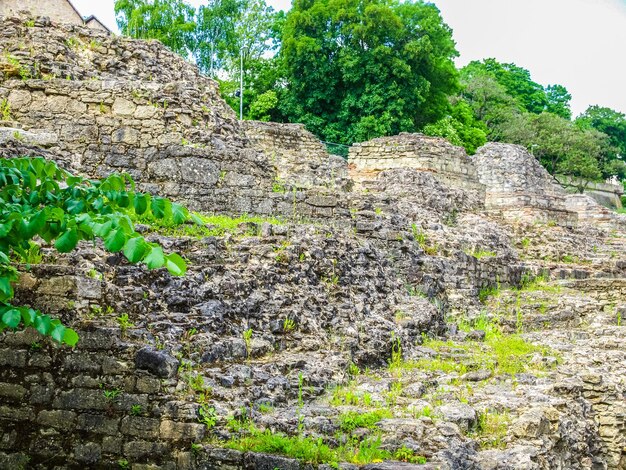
xmin=283 ymin=318 xmax=296 ymax=333
xmin=103 ymin=388 xmax=121 ymax=401
xmin=243 ymin=328 xmax=253 ymax=359
xmin=117 ymin=313 xmax=135 ymax=332
xmin=130 ymin=404 xmax=142 ymax=416
xmin=0 ymin=99 xmax=11 ymax=121
xmin=198 ymin=404 xmax=217 ymax=429
xmin=0 ymin=158 xmax=193 ymax=346
xmin=394 ymin=446 xmax=427 ymax=464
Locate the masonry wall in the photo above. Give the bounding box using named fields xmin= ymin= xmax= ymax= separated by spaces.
xmin=472 ymin=143 xmax=578 ymax=227
xmin=348 ymin=133 xmax=486 ymax=199
xmin=242 ymin=120 xmax=350 ymax=190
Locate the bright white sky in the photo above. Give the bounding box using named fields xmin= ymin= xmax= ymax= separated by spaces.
xmin=72 ymin=0 xmax=626 ymax=117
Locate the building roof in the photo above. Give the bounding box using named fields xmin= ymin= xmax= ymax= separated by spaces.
xmin=65 ymin=0 xmax=84 ymax=22
xmin=84 ymin=15 xmax=112 ymax=34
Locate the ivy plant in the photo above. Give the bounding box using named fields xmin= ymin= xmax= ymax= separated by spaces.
xmin=0 ymin=157 xmax=195 ymax=346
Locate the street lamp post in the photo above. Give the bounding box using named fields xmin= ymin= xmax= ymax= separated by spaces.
xmin=239 ymin=45 xmax=247 ymax=120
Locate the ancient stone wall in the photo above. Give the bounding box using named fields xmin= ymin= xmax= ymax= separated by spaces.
xmin=557 ymin=176 xmax=624 ymax=209
xmin=565 ymin=194 xmax=626 ymax=230
xmin=242 ymin=120 xmax=349 ymax=190
xmin=472 ymin=143 xmax=578 ymax=227
xmin=0 ymin=16 xmax=275 ymax=214
xmin=348 ymin=133 xmax=486 ymax=204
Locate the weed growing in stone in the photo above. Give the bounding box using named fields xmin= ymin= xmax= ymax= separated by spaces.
xmin=0 ymin=99 xmax=11 ymax=121
xmin=117 ymin=313 xmax=135 ymax=332
xmin=390 ymin=324 xmax=555 ymax=378
xmin=411 ymin=224 xmax=438 ymax=255
xmin=140 ymin=212 xmax=283 ymax=238
xmin=283 ymin=318 xmax=296 ymax=333
xmin=338 ymin=409 xmax=391 ymax=432
xmin=198 ymin=404 xmax=217 ymax=429
xmin=465 ymin=247 xmax=496 ymax=259
xmin=471 ymin=409 xmax=510 ymax=449
xmin=243 ymin=328 xmax=253 ymax=359
xmin=130 ymin=404 xmax=142 ymax=416
xmin=103 ymin=388 xmax=121 ymax=401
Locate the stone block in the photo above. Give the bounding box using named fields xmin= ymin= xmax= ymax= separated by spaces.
xmin=53 ymin=388 xmax=107 ymax=411
xmin=135 ymin=376 xmax=161 ymax=394
xmin=74 ymin=442 xmax=101 ymax=465
xmin=123 ymin=440 xmax=168 ymax=460
xmin=0 ymin=383 xmax=27 ymax=401
xmin=135 ymin=347 xmax=179 ymax=378
xmin=77 ymin=413 xmax=121 ymax=435
xmin=112 ymin=97 xmax=137 ymax=116
xmin=37 ymin=410 xmax=77 ymax=430
xmin=160 ymin=420 xmax=206 ymax=442
xmin=0 ymin=348 xmax=27 ymax=367
xmin=120 ymin=416 xmax=160 ymax=438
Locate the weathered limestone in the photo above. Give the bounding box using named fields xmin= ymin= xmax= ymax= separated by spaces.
xmin=472 ymin=143 xmax=578 ymax=227
xmin=348 ymin=133 xmax=486 ymax=198
xmin=1 ymin=12 xmax=626 ymax=470
xmin=242 ymin=120 xmax=349 ymax=189
xmin=565 ymin=194 xmax=626 ymax=230
xmin=557 ymin=176 xmax=624 ymax=210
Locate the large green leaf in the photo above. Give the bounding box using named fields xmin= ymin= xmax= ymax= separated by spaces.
xmin=55 ymin=228 xmax=79 ymax=253
xmin=133 ymin=194 xmax=149 ymax=215
xmin=21 ymin=308 xmax=36 ymax=327
xmin=34 ymin=314 xmax=52 ymax=335
xmin=1 ymin=308 xmax=20 ymax=329
xmin=63 ymin=328 xmax=79 ymax=347
xmin=171 ymin=203 xmax=189 ymax=225
xmin=151 ymin=197 xmax=171 ymax=219
xmin=144 ymin=246 xmax=165 ymax=270
xmin=165 ymin=253 xmax=187 ymax=276
xmin=0 ymin=221 xmax=14 ymax=238
xmin=50 ymin=324 xmax=66 ymax=343
xmin=104 ymin=228 xmax=127 ymax=252
xmin=0 ymin=277 xmax=13 ymax=301
xmin=123 ymin=237 xmax=149 ymax=263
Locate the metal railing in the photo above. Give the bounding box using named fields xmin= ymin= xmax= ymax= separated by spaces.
xmin=322 ymin=141 xmax=350 ymax=159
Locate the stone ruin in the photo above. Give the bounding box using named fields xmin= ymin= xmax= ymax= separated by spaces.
xmin=348 ymin=133 xmax=486 ymax=204
xmin=472 ymin=143 xmax=578 ymax=227
xmin=0 ymin=12 xmax=625 ymax=470
xmin=241 ymin=120 xmax=349 ymax=190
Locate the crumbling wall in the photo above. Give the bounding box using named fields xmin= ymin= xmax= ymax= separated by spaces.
xmin=565 ymin=194 xmax=626 ymax=230
xmin=348 ymin=133 xmax=486 ymax=205
xmin=472 ymin=143 xmax=577 ymax=227
xmin=242 ymin=120 xmax=349 ymax=190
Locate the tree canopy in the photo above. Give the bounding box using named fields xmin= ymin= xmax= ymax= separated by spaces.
xmin=279 ymin=0 xmax=459 ymax=144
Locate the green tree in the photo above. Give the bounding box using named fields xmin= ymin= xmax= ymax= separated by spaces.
xmin=0 ymin=158 xmax=191 ymax=345
xmin=195 ymin=0 xmax=243 ymax=75
xmin=501 ymin=112 xmax=608 ymax=186
xmin=545 ymin=84 xmax=572 ymax=120
xmin=280 ymin=0 xmax=459 ymax=145
xmin=458 ymin=67 xmax=522 ymax=141
xmin=115 ymin=0 xmax=197 ymax=57
xmin=576 ymin=106 xmax=626 ymax=179
xmin=462 ymin=59 xmax=549 ymax=115
xmin=423 ymin=99 xmax=487 ymax=154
